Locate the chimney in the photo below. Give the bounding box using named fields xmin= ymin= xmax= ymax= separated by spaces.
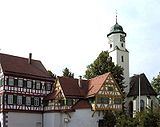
xmin=78 ymin=76 xmax=82 ymax=88
xmin=28 ymin=53 xmax=32 ymax=64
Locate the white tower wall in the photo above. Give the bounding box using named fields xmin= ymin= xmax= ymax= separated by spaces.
xmin=107 ymin=30 xmax=129 ymax=93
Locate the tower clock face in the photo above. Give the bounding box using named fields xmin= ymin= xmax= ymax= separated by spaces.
xmin=120 ymin=35 xmax=125 ymax=42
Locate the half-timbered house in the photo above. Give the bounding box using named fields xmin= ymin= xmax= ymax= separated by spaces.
xmin=43 ymin=72 xmax=123 ymax=127
xmin=0 ymin=53 xmax=54 ymax=127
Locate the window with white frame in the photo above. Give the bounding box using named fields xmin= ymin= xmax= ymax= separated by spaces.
xmin=18 ymin=79 xmax=23 ymax=87
xmin=7 ymin=95 xmax=13 ymax=104
xmin=8 ymin=78 xmax=14 ymax=86
xmin=46 ymin=83 xmax=51 ymax=91
xmin=26 ymin=96 xmax=31 ymax=106
xmin=27 ymin=80 xmax=32 ymax=88
xmin=34 ymin=97 xmax=39 ymax=106
xmin=17 ymin=96 xmax=22 ymax=105
xmin=36 ymin=82 xmax=41 ymax=90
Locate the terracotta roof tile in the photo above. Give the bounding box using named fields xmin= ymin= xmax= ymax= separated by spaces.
xmin=58 ymin=76 xmax=88 ymax=98
xmin=0 ymin=53 xmax=52 ymax=81
xmin=72 ymin=100 xmax=91 ymax=109
xmin=44 ymin=90 xmax=60 ymax=100
xmin=87 ymin=73 xmax=110 ymax=97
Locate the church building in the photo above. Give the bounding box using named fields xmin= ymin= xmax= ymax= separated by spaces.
xmin=106 ymin=16 xmax=158 ymax=115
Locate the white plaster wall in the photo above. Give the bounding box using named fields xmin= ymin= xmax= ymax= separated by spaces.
xmin=127 ymin=96 xmax=159 ymax=113
xmin=109 ymin=49 xmax=129 ymax=93
xmin=108 ymin=33 xmax=126 ymax=52
xmin=44 ymin=109 xmax=103 ymax=127
xmin=43 ymin=112 xmax=64 ymax=127
xmin=7 ymin=112 xmax=42 ymax=127
xmin=68 ymin=109 xmax=103 ymax=127
xmin=0 ymin=113 xmax=3 ymax=127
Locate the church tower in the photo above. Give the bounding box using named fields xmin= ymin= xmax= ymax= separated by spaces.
xmin=107 ymin=16 xmax=129 ymax=93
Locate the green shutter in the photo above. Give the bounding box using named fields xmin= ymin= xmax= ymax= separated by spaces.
xmin=31 ymin=97 xmax=34 ymax=105
xmin=22 ymin=96 xmax=26 ymax=105
xmin=14 ymin=79 xmax=18 ymax=87
xmin=13 ymin=95 xmax=17 ymax=104
xmin=39 ymin=98 xmax=41 ymax=106
xmin=23 ymin=80 xmax=27 ymax=88
xmin=6 ymin=78 xmax=9 ymax=86
xmin=6 ymin=94 xmax=8 ymax=104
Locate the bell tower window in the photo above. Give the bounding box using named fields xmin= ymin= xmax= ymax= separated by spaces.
xmin=121 ymin=43 xmax=123 ymax=47
xmin=120 ymin=35 xmax=125 ymax=42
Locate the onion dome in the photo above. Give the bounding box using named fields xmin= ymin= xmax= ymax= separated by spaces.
xmin=107 ymin=12 xmax=126 ymax=37
xmin=107 ymin=22 xmax=126 ymax=37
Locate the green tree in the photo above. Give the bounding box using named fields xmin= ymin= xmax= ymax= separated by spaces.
xmin=151 ymin=73 xmax=160 ymax=100
xmin=48 ymin=70 xmax=56 ymax=79
xmin=103 ymin=111 xmax=116 ymax=127
xmin=84 ymin=51 xmax=124 ymax=93
xmin=134 ymin=108 xmax=160 ymax=127
xmin=62 ymin=67 xmax=74 ymax=78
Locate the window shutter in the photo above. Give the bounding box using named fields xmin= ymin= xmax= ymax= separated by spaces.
xmin=6 ymin=94 xmax=8 ymax=104
xmin=14 ymin=79 xmax=18 ymax=87
xmin=6 ymin=78 xmax=9 ymax=86
xmin=39 ymin=98 xmax=41 ymax=106
xmin=13 ymin=95 xmax=17 ymax=104
xmin=23 ymin=80 xmax=27 ymax=88
xmin=22 ymin=96 xmax=26 ymax=105
xmin=31 ymin=97 xmax=34 ymax=106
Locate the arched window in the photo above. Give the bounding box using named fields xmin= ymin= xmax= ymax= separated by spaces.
xmin=140 ymin=99 xmax=145 ymax=111
xmin=128 ymin=101 xmax=133 ymax=117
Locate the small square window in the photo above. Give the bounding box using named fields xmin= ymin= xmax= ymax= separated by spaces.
xmin=108 ymin=87 xmax=113 ymax=91
xmin=114 ymin=98 xmax=121 ymax=104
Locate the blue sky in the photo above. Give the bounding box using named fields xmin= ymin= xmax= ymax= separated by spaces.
xmin=0 ymin=0 xmax=160 ymax=81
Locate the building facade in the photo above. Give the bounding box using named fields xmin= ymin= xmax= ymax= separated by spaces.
xmin=0 ymin=53 xmax=54 ymax=127
xmin=0 ymin=53 xmax=123 ymax=127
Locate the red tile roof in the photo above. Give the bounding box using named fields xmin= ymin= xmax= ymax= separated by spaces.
xmin=87 ymin=73 xmax=110 ymax=97
xmin=72 ymin=100 xmax=91 ymax=109
xmin=58 ymin=76 xmax=88 ymax=98
xmin=44 ymin=89 xmax=60 ymax=100
xmin=56 ymin=72 xmax=111 ymax=98
xmin=0 ymin=53 xmax=53 ymax=81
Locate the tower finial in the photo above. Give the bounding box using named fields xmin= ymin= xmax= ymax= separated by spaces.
xmin=116 ymin=10 xmax=117 ymax=24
